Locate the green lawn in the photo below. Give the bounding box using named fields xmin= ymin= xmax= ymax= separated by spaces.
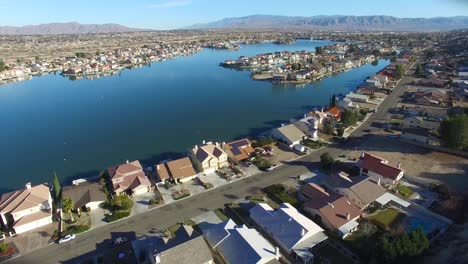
xmin=302 ymin=139 xmax=327 ymax=150
xmin=369 ymin=208 xmax=403 ymax=229
xmin=265 ymin=184 xmax=298 ymax=207
xmin=396 ymin=184 xmax=414 ymax=198
xmin=214 ymin=209 xmax=229 ymax=222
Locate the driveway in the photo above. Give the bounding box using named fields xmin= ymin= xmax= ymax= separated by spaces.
xmin=4 ymin=223 xmax=56 ymax=255
xmin=89 ymin=207 xmax=108 ymax=229
xmin=132 ymin=192 xmax=159 ymax=215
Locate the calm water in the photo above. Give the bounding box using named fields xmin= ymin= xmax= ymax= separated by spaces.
xmin=0 ymin=40 xmax=389 ymax=190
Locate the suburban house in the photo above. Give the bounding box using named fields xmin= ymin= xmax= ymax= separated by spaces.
xmin=108 ymin=160 xmax=152 ymax=196
xmin=307 ymin=110 xmax=326 ymax=125
xmin=224 ymin=138 xmax=256 ymax=162
xmin=324 ymin=172 xmax=386 ymax=209
xmin=401 ymin=116 xmax=440 ymax=131
xmin=191 ymin=142 xmax=228 ymax=174
xmin=271 ymin=124 xmax=307 ymax=147
xmin=132 ymin=225 xmax=213 ymax=264
xmin=203 ymin=219 xmax=280 ymax=264
xmin=300 ymin=183 xmax=361 ymax=238
xmin=156 ymin=157 xmax=198 ymax=184
xmin=358 ymin=152 xmax=404 ymax=186
xmin=292 ymin=116 xmax=319 ymax=139
xmin=62 ymin=180 xmax=106 ymax=212
xmin=345 ymin=93 xmax=369 ymax=103
xmin=400 ymin=128 xmax=430 ymax=144
xmin=249 ymin=203 xmax=328 ymax=263
xmin=336 ymin=97 xmax=356 ymax=109
xmin=0 ymin=183 xmax=52 ymax=234
xmin=326 ymin=107 xmax=341 ymax=121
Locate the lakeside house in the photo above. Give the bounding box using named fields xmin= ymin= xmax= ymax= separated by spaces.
xmin=203 ymin=218 xmax=280 ymax=263
xmin=62 ymin=180 xmax=106 ymax=212
xmin=191 ymin=142 xmax=229 ymax=174
xmin=156 ymin=157 xmax=198 ymax=184
xmin=249 ymin=203 xmax=328 ymax=263
xmin=0 ymin=182 xmax=52 ymax=234
xmin=108 ymin=160 xmax=152 ymax=196
xmin=300 ymin=183 xmax=361 ymax=239
xmin=358 ymin=152 xmax=404 ymax=186
xmin=224 ymin=138 xmax=256 ymax=162
xmin=293 ymin=116 xmax=319 ymax=140
xmin=270 ymin=124 xmax=307 ymax=148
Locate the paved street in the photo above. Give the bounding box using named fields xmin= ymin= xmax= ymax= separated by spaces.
xmin=6 ymin=62 xmax=418 ymax=264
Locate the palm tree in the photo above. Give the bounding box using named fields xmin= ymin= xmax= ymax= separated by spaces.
xmin=62 ymin=197 xmax=75 ymax=222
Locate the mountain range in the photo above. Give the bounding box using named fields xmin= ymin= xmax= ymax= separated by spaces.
xmin=185 ymin=15 xmax=468 ymax=31
xmin=0 ymin=22 xmax=146 ymax=35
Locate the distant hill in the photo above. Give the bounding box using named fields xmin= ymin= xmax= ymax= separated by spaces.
xmin=185 ymin=15 xmax=468 ymax=31
xmin=0 ymin=22 xmax=148 ymax=35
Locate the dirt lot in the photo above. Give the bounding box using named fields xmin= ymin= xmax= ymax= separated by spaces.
xmin=346 ymin=135 xmax=468 ymax=193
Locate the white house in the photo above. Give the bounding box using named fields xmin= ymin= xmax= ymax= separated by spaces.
xmin=0 ymin=183 xmax=52 ymax=234
xmin=346 ymin=93 xmax=369 ymax=103
xmin=192 ymin=142 xmax=228 ymax=174
xmin=358 ymin=153 xmax=404 ymax=186
xmin=203 ymin=219 xmax=280 ymax=264
xmin=250 ymin=203 xmax=327 ymax=263
xmin=271 ymin=124 xmax=307 ymax=147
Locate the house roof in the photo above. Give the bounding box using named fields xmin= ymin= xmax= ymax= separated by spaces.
xmin=108 ymin=160 xmax=143 ymax=180
xmin=0 ymin=183 xmax=50 ymax=214
xmin=249 ymin=203 xmax=325 ymax=251
xmin=275 ymin=124 xmax=306 ymax=144
xmin=327 ymin=107 xmax=340 ymax=117
xmin=226 ymin=138 xmax=255 ymax=161
xmin=204 ymin=219 xmax=278 ymax=264
xmin=359 ymin=153 xmax=403 ymax=180
xmin=113 ymin=171 xmax=151 ymax=193
xmin=192 ymin=143 xmax=227 ymax=163
xmin=13 ymin=210 xmax=51 ymax=228
xmin=156 ymin=157 xmax=197 ymax=181
xmin=62 ymin=181 xmax=106 ymax=209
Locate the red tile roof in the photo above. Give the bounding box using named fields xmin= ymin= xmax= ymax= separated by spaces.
xmin=360 ymin=153 xmax=403 ymax=180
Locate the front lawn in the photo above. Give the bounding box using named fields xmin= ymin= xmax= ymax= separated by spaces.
xmin=368 ymin=208 xmax=403 ymax=229
xmin=214 ymin=209 xmax=229 ymax=222
xmin=395 ymin=184 xmax=414 ymax=198
xmin=302 ymin=139 xmax=327 ymax=150
xmin=264 ymin=184 xmax=298 ymax=207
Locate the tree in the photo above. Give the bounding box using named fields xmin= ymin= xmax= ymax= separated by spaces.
xmin=415 ymin=64 xmax=424 ymax=77
xmin=393 ymin=64 xmax=405 ymax=79
xmin=439 ymin=114 xmax=468 ymax=150
xmin=0 ymin=59 xmax=5 ymax=72
xmin=375 ymin=227 xmax=430 ymax=263
xmin=52 ymin=172 xmax=62 ymax=202
xmin=62 ymin=197 xmax=75 ymax=222
xmin=322 ymin=121 xmax=334 ymax=135
xmin=341 ymin=109 xmax=359 ymax=127
xmin=329 ymin=94 xmax=336 ymax=108
xmin=320 ymin=152 xmax=335 ymax=169
xmin=337 ymin=127 xmax=345 ymax=137
xmin=315 ymin=46 xmax=324 ymax=55
xmin=371 ymin=59 xmax=379 ymax=66
xmin=372 ymin=49 xmax=382 ymax=57
xmin=75 ymin=52 xmax=86 ymax=58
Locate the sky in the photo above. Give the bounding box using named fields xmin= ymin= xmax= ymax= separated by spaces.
xmin=0 ymin=0 xmax=467 ymax=29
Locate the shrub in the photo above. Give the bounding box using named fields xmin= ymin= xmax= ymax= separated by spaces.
xmin=337 ymin=127 xmax=345 ymax=137
xmin=252 ymin=137 xmax=274 ymax=148
xmin=164 ymin=181 xmax=171 ymax=190
xmin=149 ymin=198 xmax=161 ymax=205
xmin=106 ymin=211 xmax=130 ymax=222
xmin=0 ymin=243 xmax=8 ymax=253
xmin=320 ymin=152 xmax=335 ymax=169
xmin=252 ymin=157 xmax=272 ymax=170
xmin=172 ymin=189 xmax=190 ymax=200
xmin=63 ymin=225 xmax=90 ymax=236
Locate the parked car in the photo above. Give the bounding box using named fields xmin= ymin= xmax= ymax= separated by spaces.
xmin=111 ymin=236 xmax=128 ymax=245
xmin=58 ymin=234 xmax=76 ymax=244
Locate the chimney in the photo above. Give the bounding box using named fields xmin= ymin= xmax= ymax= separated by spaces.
xmin=275 ymin=247 xmax=281 ymax=258
xmin=126 ymin=160 xmax=129 ymax=164
xmin=360 ymin=152 xmax=365 ymax=159
xmin=215 ymin=142 xmax=219 ymax=147
xmin=25 ymin=182 xmax=32 ymax=189
xmin=346 ymin=200 xmax=351 ymax=205
xmin=194 ymin=145 xmax=198 ymax=151
xmin=304 ymin=114 xmax=307 ymax=118
xmin=346 ymin=212 xmax=350 ymax=220
xmin=397 ymin=162 xmax=401 ymax=169
xmin=156 ymin=165 xmax=160 ymax=170
xmin=378 ymin=177 xmax=381 ymax=186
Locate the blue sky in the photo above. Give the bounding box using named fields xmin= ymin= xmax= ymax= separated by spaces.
xmin=0 ymin=0 xmax=467 ymax=29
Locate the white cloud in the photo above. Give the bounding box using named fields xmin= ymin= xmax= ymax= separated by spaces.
xmin=149 ymin=0 xmax=192 ymax=8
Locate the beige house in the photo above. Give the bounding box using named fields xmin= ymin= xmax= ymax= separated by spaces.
xmin=192 ymin=142 xmax=228 ymax=174
xmin=0 ymin=183 xmax=52 ymax=234
xmin=108 ymin=160 xmax=152 ymax=196
xmin=156 ymin=157 xmax=198 ymax=183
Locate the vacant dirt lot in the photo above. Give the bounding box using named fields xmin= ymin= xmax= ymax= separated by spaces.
xmin=347 ymin=135 xmax=468 ymax=193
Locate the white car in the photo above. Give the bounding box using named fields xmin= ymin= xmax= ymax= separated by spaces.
xmin=58 ymin=234 xmax=76 ymax=244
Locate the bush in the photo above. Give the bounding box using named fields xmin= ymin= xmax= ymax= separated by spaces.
xmin=252 ymin=157 xmax=272 ymax=170
xmin=164 ymin=181 xmax=171 ymax=190
xmin=0 ymin=243 xmax=8 ymax=253
xmin=252 ymin=137 xmax=274 ymax=148
xmin=104 ymin=194 xmax=134 ymax=211
xmin=265 ymin=184 xmax=298 ymax=207
xmin=149 ymin=198 xmax=161 ymax=205
xmin=172 ymin=189 xmax=190 ymax=200
xmin=106 ymin=211 xmax=130 ymax=222
xmin=320 ymin=152 xmax=335 ymax=169
xmin=337 ymin=127 xmax=345 ymax=137
xmin=63 ymin=225 xmax=90 ymax=236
